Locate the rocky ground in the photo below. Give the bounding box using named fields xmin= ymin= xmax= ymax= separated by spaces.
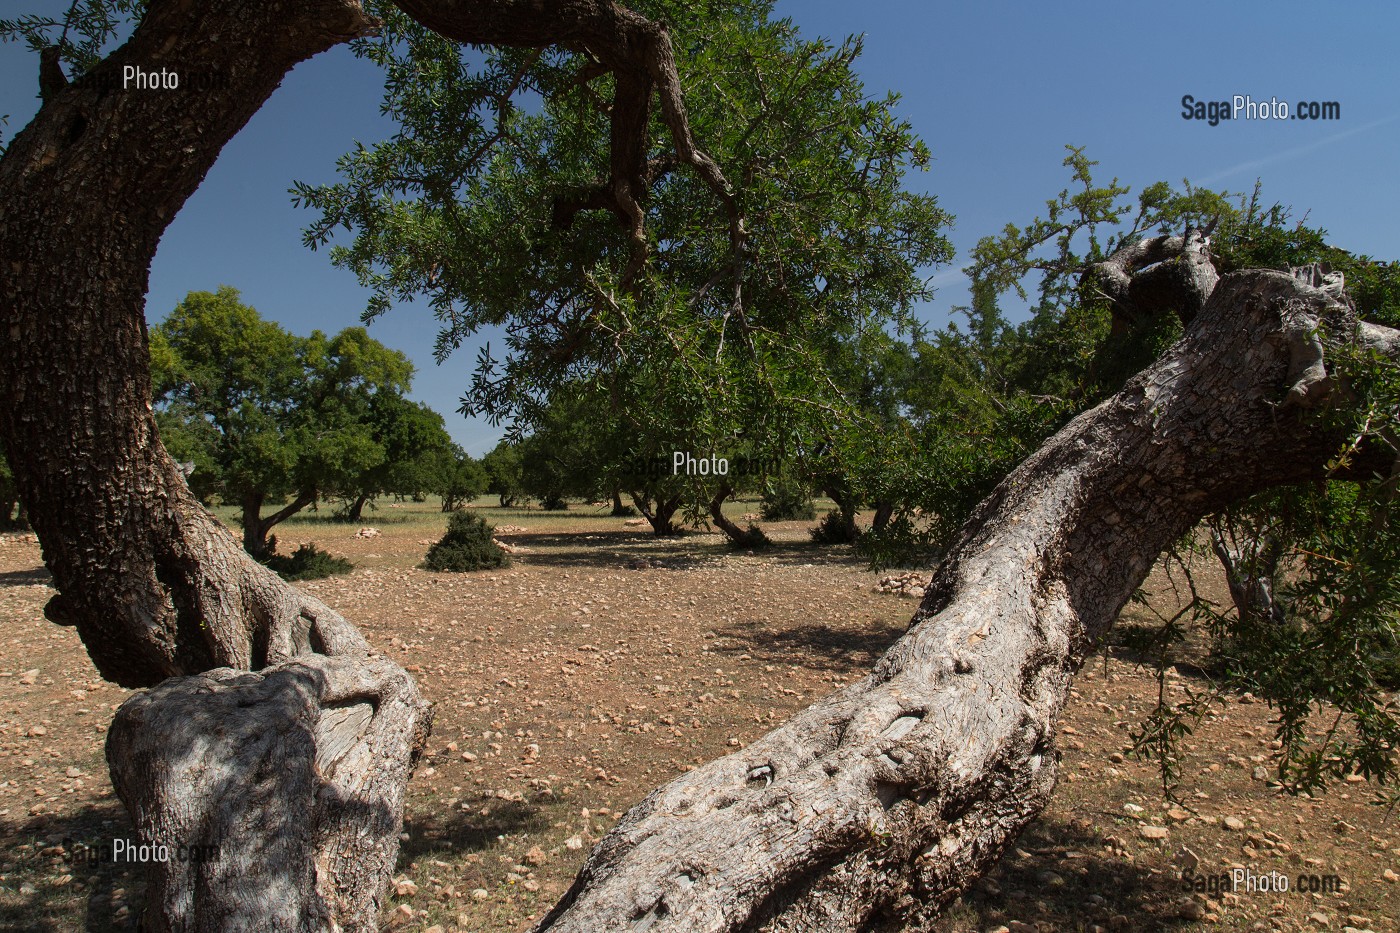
xmin=0 ymin=500 xmax=1396 ymax=933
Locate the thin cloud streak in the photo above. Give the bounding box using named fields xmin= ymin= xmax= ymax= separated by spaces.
xmin=1198 ymin=113 xmax=1400 ymax=186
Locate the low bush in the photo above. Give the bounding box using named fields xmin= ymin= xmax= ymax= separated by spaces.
xmin=809 ymin=509 xmax=858 ymax=545
xmin=421 ymin=511 xmax=511 ymax=572
xmin=262 ymin=542 xmax=353 ymax=581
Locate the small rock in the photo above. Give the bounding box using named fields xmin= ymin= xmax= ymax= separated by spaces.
xmin=1223 ymin=816 xmax=1246 ymax=831
xmin=471 ymin=888 xmax=489 ymax=901
xmin=1139 ymin=825 xmax=1169 ymax=840
xmin=27 ymin=725 xmax=46 ymax=737
xmin=1179 ymin=899 xmax=1206 ymax=921
xmin=1382 ymin=868 xmax=1398 ymax=883
xmin=1174 ymin=846 xmax=1200 ymax=873
xmin=1252 ymin=765 xmax=1269 ymax=781
xmin=18 ymin=669 xmax=39 ymax=685
xmin=1307 ymin=912 xmax=1331 ymax=927
xmin=1122 ymin=802 xmax=1144 ymax=813
xmin=393 ymin=877 xmax=417 ymax=897
xmin=565 ymin=835 xmax=584 ymax=850
xmin=524 ymin=845 xmax=547 ymax=866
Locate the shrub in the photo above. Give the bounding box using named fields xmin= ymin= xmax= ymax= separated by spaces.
xmin=539 ymin=492 xmax=569 ymax=511
xmin=809 ymin=508 xmax=858 ymax=545
xmin=421 ymin=511 xmax=510 ymax=572
xmin=760 ymin=478 xmax=816 ymax=521
xmin=262 ymin=542 xmax=353 ymax=581
xmin=727 ymin=523 xmax=771 ymax=549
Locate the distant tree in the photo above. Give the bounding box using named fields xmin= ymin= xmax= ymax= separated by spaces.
xmin=151 ymin=287 xmax=418 ymax=557
xmin=332 ymin=394 xmax=455 ymax=522
xmin=481 ymin=440 xmax=525 ymax=508
xmin=430 ymin=444 xmax=489 ymax=512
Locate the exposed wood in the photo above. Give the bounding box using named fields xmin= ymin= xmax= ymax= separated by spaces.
xmin=528 ymin=271 xmax=1398 ymax=931
xmin=108 ymin=655 xmax=430 ymax=932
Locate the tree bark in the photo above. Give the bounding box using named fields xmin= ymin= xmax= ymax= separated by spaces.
xmin=709 ymin=485 xmax=768 ymax=547
xmin=108 ymin=655 xmax=429 ymax=932
xmin=529 ymin=270 xmax=1392 ymax=931
xmin=243 ymin=490 xmax=318 ymax=561
xmin=0 ymin=3 xmax=433 ymax=929
xmin=871 ymin=501 xmax=895 ymax=534
xmin=631 ymin=491 xmax=684 ymax=536
xmin=1 ymin=2 xmax=744 ymax=927
xmin=345 ymin=492 xmax=371 ymax=524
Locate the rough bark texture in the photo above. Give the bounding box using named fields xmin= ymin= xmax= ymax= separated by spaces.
xmin=108 ymin=656 xmax=429 ymax=932
xmin=529 ymin=269 xmax=1394 ymax=932
xmin=0 ymin=3 xmax=745 ymax=928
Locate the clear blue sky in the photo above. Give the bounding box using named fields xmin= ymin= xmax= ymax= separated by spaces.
xmin=3 ymin=1 xmax=1397 ymax=454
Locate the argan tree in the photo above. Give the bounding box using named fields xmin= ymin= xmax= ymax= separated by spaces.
xmin=295 ymin=0 xmax=951 ymax=548
xmin=3 ymin=4 xmax=1399 ymax=933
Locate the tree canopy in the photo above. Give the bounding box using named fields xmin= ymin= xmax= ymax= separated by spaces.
xmin=151 ymin=286 xmax=454 ymax=554
xmin=295 ymin=0 xmax=952 ymax=540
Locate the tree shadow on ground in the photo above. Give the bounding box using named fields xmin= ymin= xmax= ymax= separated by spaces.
xmin=399 ymin=798 xmax=550 ymax=865
xmin=710 ymin=618 xmax=906 ymax=674
xmin=937 ymin=815 xmax=1190 ymax=932
xmin=0 ymin=566 xmax=51 ymax=586
xmin=500 ymin=530 xmax=874 ymax=573
xmin=0 ymin=799 xmax=143 ymax=932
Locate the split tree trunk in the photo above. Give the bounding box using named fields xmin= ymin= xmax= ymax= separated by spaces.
xmin=529 ymin=270 xmax=1393 ymax=931
xmin=243 ymin=490 xmax=318 ymax=561
xmin=107 ymin=656 xmax=430 ymax=932
xmin=631 ymin=491 xmax=684 ymax=536
xmin=0 ymin=2 xmax=435 ymax=929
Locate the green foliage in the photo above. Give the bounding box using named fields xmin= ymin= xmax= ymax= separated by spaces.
xmin=481 ymin=441 xmax=525 ymax=507
xmin=421 ymin=511 xmax=510 ymax=572
xmin=295 ymin=0 xmax=953 ymax=531
xmin=760 ymin=475 xmax=815 ymax=521
xmin=883 ymin=147 xmax=1400 ymax=803
xmin=431 ymin=445 xmax=489 ymax=511
xmin=0 ymin=1 xmax=145 ymax=77
xmin=809 ymin=508 xmax=856 ymax=545
xmin=261 ymin=542 xmax=353 ymax=581
xmin=152 ymin=286 xmax=448 ymax=551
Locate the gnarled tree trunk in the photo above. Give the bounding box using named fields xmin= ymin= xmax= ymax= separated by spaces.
xmin=0 ymin=2 xmax=433 ymax=929
xmin=528 ymin=269 xmax=1395 ymax=931
xmin=709 ymin=485 xmax=769 ymax=547
xmin=631 ymin=491 xmax=684 ymax=536
xmin=0 ymin=1 xmax=749 ymax=927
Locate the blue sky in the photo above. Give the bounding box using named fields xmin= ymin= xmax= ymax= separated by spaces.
xmin=3 ymin=1 xmax=1397 ymax=454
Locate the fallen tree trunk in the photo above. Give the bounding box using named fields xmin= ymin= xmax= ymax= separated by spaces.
xmin=531 ymin=269 xmax=1391 ymax=931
